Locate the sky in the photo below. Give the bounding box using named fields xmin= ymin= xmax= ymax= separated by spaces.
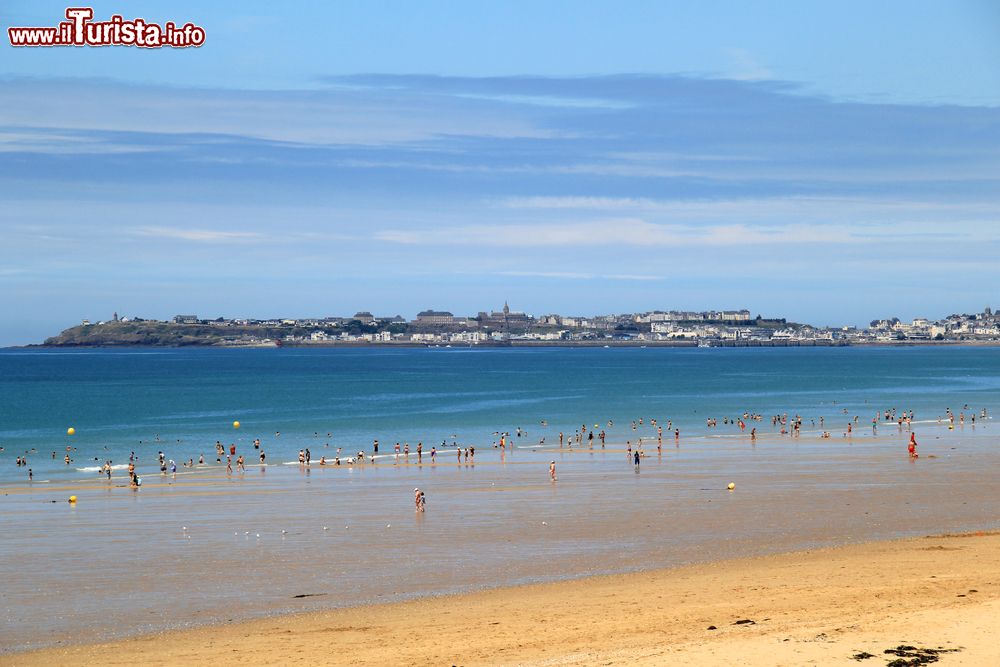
xmin=1 ymin=1 xmax=999 ymax=345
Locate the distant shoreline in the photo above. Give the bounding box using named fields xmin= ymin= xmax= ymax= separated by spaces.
xmin=17 ymin=339 xmax=1000 ymax=349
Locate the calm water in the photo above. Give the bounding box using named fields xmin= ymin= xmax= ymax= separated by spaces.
xmin=2 ymin=346 xmax=999 ymax=481
xmin=1 ymin=346 xmax=999 ymax=652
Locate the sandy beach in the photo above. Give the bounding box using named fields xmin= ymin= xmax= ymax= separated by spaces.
xmin=3 ymin=349 xmax=998 ymax=664
xmin=8 ymin=530 xmax=998 ymax=666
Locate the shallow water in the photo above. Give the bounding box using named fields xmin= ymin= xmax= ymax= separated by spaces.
xmin=1 ymin=347 xmax=998 ymax=652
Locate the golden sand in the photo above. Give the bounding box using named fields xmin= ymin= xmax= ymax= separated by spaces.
xmin=8 ymin=531 xmax=999 ymax=666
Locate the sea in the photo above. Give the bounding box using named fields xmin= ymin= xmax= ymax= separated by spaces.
xmin=2 ymin=346 xmax=999 ymax=652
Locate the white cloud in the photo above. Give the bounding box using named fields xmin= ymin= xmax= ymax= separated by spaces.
xmin=726 ymin=48 xmax=773 ymax=82
xmin=496 ymin=195 xmax=1000 ymax=227
xmin=0 ymin=131 xmax=158 ymax=155
xmin=498 ymin=271 xmax=664 ymax=281
xmin=1 ymin=79 xmax=558 ymax=147
xmin=452 ymin=92 xmax=634 ymax=110
xmin=500 ymin=196 xmax=656 ymax=210
xmin=133 ymin=227 xmax=263 ymax=242
xmin=375 ymin=219 xmax=862 ymax=247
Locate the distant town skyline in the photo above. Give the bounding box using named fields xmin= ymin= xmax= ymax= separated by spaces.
xmin=66 ymin=302 xmax=999 ymax=334
xmin=47 ymin=304 xmax=1000 ymax=348
xmin=2 ymin=1 xmax=999 ymax=347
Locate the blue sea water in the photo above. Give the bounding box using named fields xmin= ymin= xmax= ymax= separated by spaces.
xmin=1 ymin=346 xmax=999 ymax=482
xmin=3 ymin=346 xmax=1000 ymax=652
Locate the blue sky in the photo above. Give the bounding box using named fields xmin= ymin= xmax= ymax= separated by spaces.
xmin=1 ymin=1 xmax=999 ymax=345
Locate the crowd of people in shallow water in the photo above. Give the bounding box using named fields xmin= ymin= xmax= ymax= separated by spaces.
xmin=7 ymin=405 xmax=991 ymax=498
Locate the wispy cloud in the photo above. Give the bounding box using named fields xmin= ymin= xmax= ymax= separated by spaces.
xmin=495 ymin=195 xmax=1000 ymax=226
xmin=726 ymin=48 xmax=773 ymax=82
xmin=0 ymin=78 xmax=559 ymax=146
xmin=0 ymin=129 xmax=160 ymax=155
xmin=498 ymin=270 xmax=664 ymax=281
xmin=133 ymin=227 xmax=264 ymax=243
xmin=451 ymin=92 xmax=634 ymax=110
xmin=501 ymin=196 xmax=656 ymax=210
xmin=376 ymin=220 xmax=861 ymax=247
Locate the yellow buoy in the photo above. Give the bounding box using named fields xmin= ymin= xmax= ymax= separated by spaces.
xmin=68 ymin=495 xmax=77 ymax=503
xmin=233 ymin=421 xmax=240 ymax=429
xmin=727 ymin=482 xmax=735 ymax=490
xmin=67 ymin=427 xmax=76 ymax=436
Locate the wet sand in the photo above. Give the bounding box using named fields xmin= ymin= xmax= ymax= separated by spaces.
xmin=9 ymin=530 xmax=999 ymax=666
xmin=2 ymin=423 xmax=1000 ymax=656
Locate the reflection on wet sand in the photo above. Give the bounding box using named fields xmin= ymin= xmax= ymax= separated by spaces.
xmin=2 ymin=419 xmax=998 ymax=654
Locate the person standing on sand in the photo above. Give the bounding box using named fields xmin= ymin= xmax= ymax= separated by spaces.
xmin=908 ymin=433 xmax=918 ymax=458
xmin=634 ymin=450 xmax=640 ymax=469
xmin=417 ymin=442 xmax=423 ymax=463
xmin=550 ymin=461 xmax=557 ymax=481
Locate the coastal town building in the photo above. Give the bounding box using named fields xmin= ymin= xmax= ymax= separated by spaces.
xmin=414 ymin=310 xmax=455 ymax=325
